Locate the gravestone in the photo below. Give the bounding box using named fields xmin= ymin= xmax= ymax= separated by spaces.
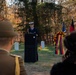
xmin=41 ymin=41 xmax=45 ymax=48
xmin=14 ymin=42 xmax=19 ymax=51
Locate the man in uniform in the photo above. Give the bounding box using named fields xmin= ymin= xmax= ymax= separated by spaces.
xmin=25 ymin=22 xmax=39 ymax=62
xmin=27 ymin=22 xmax=39 ymax=36
xmin=0 ymin=19 xmax=27 ymax=75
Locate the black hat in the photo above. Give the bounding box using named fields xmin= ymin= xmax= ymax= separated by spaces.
xmin=64 ymin=31 xmax=76 ymax=53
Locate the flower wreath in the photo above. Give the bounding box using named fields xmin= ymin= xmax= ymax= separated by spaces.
xmin=53 ymin=32 xmax=65 ymax=44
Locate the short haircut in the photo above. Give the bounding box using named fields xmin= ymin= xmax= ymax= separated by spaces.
xmin=0 ymin=37 xmax=13 ymax=46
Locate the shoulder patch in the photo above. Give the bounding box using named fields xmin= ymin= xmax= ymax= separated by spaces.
xmin=10 ymin=54 xmax=21 ymax=58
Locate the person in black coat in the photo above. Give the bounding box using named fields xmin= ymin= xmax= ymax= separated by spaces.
xmin=27 ymin=22 xmax=39 ymax=36
xmin=50 ymin=31 xmax=76 ymax=75
xmin=27 ymin=21 xmax=39 ymax=46
xmin=24 ymin=22 xmax=39 ymax=62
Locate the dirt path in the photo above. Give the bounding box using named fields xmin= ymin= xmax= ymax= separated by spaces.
xmin=25 ymin=63 xmax=50 ymax=75
xmin=25 ymin=56 xmax=62 ymax=75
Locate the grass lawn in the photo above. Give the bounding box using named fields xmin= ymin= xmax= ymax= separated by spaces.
xmin=11 ymin=43 xmax=63 ymax=75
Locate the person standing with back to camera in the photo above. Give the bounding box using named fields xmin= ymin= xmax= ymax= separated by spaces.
xmin=0 ymin=19 xmax=27 ymax=75
xmin=50 ymin=31 xmax=76 ymax=75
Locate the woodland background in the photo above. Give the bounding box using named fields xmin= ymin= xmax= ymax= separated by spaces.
xmin=1 ymin=0 xmax=76 ymax=44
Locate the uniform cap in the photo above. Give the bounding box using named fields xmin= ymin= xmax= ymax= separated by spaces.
xmin=0 ymin=20 xmax=17 ymax=37
xmin=29 ymin=22 xmax=34 ymax=25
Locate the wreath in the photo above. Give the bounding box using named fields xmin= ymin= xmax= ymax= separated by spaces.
xmin=53 ymin=32 xmax=65 ymax=45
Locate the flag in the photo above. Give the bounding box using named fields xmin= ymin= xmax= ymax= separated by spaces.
xmin=70 ymin=19 xmax=74 ymax=32
xmin=62 ymin=22 xmax=66 ymax=32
